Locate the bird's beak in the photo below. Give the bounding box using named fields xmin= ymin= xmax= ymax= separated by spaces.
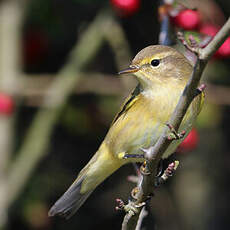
xmin=118 ymin=65 xmax=139 ymax=75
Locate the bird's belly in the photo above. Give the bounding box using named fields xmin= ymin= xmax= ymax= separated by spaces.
xmin=104 ymin=92 xmax=200 ymax=161
xmin=104 ymin=98 xmax=169 ymax=160
xmin=122 ymin=120 xmax=163 ymax=156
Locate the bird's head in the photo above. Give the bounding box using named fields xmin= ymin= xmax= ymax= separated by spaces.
xmin=119 ymin=45 xmax=193 ymax=89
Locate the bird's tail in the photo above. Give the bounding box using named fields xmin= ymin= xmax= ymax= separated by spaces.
xmin=48 ymin=143 xmax=121 ymax=219
xmin=48 ymin=175 xmax=93 ymax=219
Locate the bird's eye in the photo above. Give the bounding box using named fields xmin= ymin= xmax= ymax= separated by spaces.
xmin=150 ymin=59 xmax=160 ymax=67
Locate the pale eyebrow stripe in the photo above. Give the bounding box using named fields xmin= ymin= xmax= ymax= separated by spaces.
xmin=151 ymin=51 xmax=177 ymax=60
xmin=141 ymin=51 xmax=177 ymax=64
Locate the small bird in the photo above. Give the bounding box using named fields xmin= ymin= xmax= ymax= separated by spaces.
xmin=48 ymin=45 xmax=204 ymax=219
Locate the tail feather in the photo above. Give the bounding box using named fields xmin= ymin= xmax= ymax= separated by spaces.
xmin=49 ymin=144 xmax=122 ymax=219
xmin=48 ymin=176 xmax=93 ymax=219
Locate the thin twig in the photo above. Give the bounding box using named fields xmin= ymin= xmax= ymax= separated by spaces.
xmin=135 ymin=207 xmax=148 ymax=230
xmin=15 ymin=74 xmax=230 ymax=107
xmin=200 ymin=17 xmax=230 ymax=60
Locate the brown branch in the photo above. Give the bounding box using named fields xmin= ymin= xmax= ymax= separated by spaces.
xmin=135 ymin=207 xmax=148 ymax=230
xmin=0 ymin=0 xmax=23 ymax=227
xmin=200 ymin=17 xmax=230 ymax=60
xmin=18 ymin=74 xmax=230 ymax=106
xmin=121 ymin=17 xmax=230 ymax=230
xmin=21 ymin=73 xmax=123 ymax=98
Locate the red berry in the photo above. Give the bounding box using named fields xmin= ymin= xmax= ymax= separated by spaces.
xmin=199 ymin=24 xmax=219 ymax=36
xmin=199 ymin=24 xmax=230 ymax=58
xmin=0 ymin=93 xmax=14 ymax=115
xmin=215 ymin=36 xmax=230 ymax=58
xmin=173 ymin=9 xmax=201 ymax=30
xmin=177 ymin=128 xmax=199 ymax=153
xmin=110 ymin=0 xmax=140 ymax=17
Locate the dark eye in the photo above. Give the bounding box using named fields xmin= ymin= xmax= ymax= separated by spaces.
xmin=151 ymin=59 xmax=160 ymax=67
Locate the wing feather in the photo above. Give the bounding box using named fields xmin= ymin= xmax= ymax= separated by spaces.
xmin=112 ymin=84 xmax=142 ymax=124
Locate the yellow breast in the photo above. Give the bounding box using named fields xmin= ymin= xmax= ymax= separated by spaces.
xmin=104 ymin=84 xmax=203 ymax=161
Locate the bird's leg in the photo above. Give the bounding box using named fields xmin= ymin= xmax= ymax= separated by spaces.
xmin=123 ymin=154 xmax=145 ymax=159
xmin=118 ymin=152 xmax=145 ymax=160
xmin=166 ymin=123 xmax=186 ymax=140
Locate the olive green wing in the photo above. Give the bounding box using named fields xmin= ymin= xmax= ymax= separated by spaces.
xmin=112 ymin=84 xmax=142 ymax=125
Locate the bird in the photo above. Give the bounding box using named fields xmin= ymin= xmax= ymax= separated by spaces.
xmin=48 ymin=45 xmax=204 ymax=219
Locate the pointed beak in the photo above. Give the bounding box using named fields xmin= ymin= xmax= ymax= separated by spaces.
xmin=118 ymin=65 xmax=139 ymax=75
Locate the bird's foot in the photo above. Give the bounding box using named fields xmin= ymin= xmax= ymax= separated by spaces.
xmin=166 ymin=123 xmax=186 ymax=140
